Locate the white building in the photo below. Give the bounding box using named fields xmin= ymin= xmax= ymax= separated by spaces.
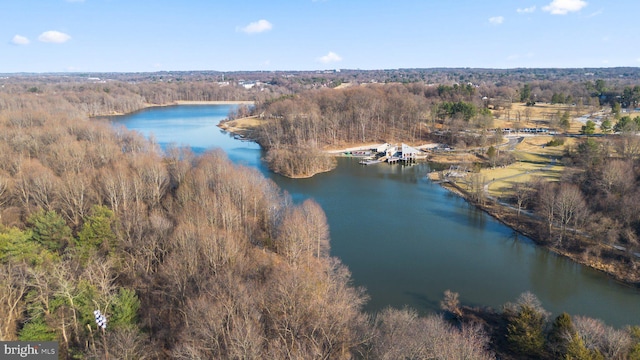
xmin=400 ymin=144 xmax=420 ymax=159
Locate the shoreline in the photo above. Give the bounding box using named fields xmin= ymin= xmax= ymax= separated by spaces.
xmin=173 ymin=100 xmax=254 ymax=105
xmin=314 ymin=139 xmax=640 ymax=287
xmin=270 ymin=165 xmax=336 ymax=179
xmin=437 ymin=178 xmax=640 ymax=288
xmin=92 ymin=100 xmax=255 ymax=117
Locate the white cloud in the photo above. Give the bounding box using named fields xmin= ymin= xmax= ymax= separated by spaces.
xmin=38 ymin=30 xmax=71 ymax=43
xmin=543 ymin=0 xmax=587 ymax=15
xmin=239 ymin=19 xmax=273 ymax=34
xmin=65 ymin=0 xmax=85 ymax=2
xmin=11 ymin=35 xmax=30 ymax=45
xmin=517 ymin=6 xmax=536 ymax=13
xmin=318 ymin=51 xmax=342 ymax=64
xmin=489 ymin=16 xmax=504 ymax=25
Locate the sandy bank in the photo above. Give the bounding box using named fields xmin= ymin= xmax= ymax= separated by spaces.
xmin=323 ymin=142 xmax=440 ymax=155
xmin=324 ymin=144 xmax=384 ymax=154
xmin=218 ymin=115 xmax=264 ymax=136
xmin=174 ymin=100 xmax=254 ymax=105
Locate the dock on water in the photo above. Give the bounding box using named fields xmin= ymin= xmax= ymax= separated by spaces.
xmin=358 ymin=143 xmax=423 ymax=165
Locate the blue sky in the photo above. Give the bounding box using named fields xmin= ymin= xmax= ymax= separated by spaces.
xmin=3 ymin=0 xmax=639 ymax=73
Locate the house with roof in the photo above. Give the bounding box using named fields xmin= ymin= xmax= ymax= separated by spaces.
xmin=400 ymin=143 xmax=419 ymax=160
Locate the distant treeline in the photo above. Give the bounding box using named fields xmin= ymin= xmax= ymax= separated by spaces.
xmin=7 ymin=66 xmax=640 ymax=89
xmin=5 ymin=67 xmax=640 ymax=111
xmin=0 ymin=79 xmax=280 ymax=117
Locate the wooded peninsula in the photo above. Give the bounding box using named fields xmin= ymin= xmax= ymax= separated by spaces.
xmin=1 ymin=68 xmax=640 ymax=359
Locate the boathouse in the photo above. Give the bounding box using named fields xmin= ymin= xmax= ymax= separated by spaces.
xmin=376 ymin=143 xmax=391 ymax=154
xmin=401 ymin=144 xmax=419 ymax=160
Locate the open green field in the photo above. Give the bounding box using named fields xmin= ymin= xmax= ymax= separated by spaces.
xmin=480 ymin=135 xmax=570 ymax=198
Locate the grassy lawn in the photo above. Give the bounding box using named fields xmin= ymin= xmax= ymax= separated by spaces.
xmin=224 ymin=115 xmax=265 ymax=129
xmin=484 ymin=165 xmax=564 ymax=197
xmin=492 ymin=102 xmax=599 ymax=134
xmin=480 ymin=135 xmax=569 ymax=198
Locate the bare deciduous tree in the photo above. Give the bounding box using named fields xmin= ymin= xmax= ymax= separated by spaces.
xmin=512 ymin=182 xmax=532 ymax=219
xmin=440 ymin=289 xmax=463 ymax=319
xmin=555 ymin=183 xmax=587 ymax=245
xmin=57 ymin=171 xmax=95 ymax=228
xmin=372 ymin=307 xmax=494 ymax=360
xmin=537 ymin=182 xmax=558 ymax=240
xmin=573 ymin=315 xmax=633 ymax=359
xmin=0 ymin=264 xmax=29 ymax=340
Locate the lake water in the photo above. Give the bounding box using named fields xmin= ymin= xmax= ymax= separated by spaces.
xmin=108 ymin=105 xmax=640 ymax=327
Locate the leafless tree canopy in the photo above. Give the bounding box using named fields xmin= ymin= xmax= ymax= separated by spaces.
xmin=2 ymin=73 xmax=640 ymax=359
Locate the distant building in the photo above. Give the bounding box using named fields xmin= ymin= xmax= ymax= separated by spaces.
xmin=240 ymin=81 xmax=256 ymax=89
xmin=400 ymin=144 xmax=419 ymax=160
xmin=376 ymin=143 xmax=391 ymax=153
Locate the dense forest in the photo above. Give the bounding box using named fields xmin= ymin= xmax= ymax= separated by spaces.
xmin=1 ymin=71 xmax=640 ymax=359
xmin=0 ymin=78 xmax=269 ymax=117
